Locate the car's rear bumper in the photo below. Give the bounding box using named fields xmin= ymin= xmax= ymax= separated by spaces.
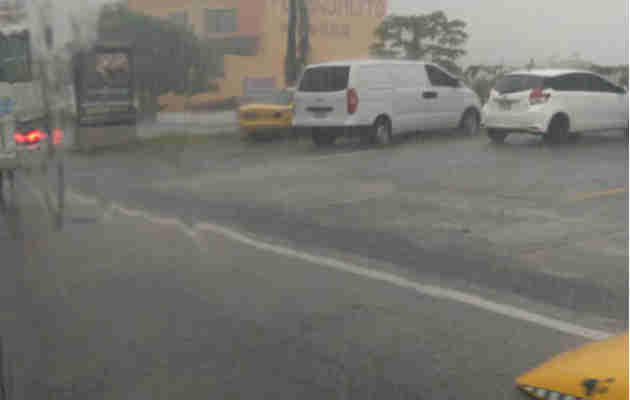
xmin=0 ymin=151 xmax=18 ymax=170
xmin=0 ymin=146 xmax=47 ymax=170
xmin=482 ymin=108 xmax=549 ymax=134
xmin=239 ymin=121 xmax=292 ymax=134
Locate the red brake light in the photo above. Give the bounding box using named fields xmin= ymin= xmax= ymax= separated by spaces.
xmin=14 ymin=130 xmax=46 ymax=145
xmin=347 ymin=88 xmax=359 ymax=114
xmin=529 ymin=88 xmax=550 ymax=105
xmin=52 ymin=129 xmax=64 ymax=145
xmin=25 ymin=130 xmax=46 ymax=144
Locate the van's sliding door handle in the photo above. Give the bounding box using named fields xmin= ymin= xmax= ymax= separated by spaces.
xmin=422 ymin=91 xmax=438 ymax=99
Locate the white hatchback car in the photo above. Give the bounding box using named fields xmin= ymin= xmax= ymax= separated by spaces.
xmin=482 ymin=69 xmax=629 ymax=144
xmin=292 ymin=60 xmax=482 ymax=146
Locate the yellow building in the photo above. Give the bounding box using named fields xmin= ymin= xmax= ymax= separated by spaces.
xmin=127 ymin=0 xmax=387 ymax=111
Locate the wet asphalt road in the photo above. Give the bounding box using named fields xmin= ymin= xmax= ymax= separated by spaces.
xmin=0 ymin=127 xmax=627 ymax=398
xmin=67 ymin=129 xmax=629 ymax=319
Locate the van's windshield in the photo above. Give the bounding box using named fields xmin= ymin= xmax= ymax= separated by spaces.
xmin=298 ymin=66 xmax=349 ymax=92
xmin=494 ymin=74 xmax=546 ymax=94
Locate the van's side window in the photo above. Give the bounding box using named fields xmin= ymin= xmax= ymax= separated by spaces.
xmin=360 ymin=66 xmax=391 ymax=88
xmin=389 ymin=64 xmax=426 ymax=88
xmin=425 ymin=65 xmax=458 ymax=88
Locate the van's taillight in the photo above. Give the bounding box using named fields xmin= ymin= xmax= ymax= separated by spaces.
xmin=14 ymin=130 xmax=46 ymax=145
xmin=347 ymin=88 xmax=359 ymax=114
xmin=529 ymin=88 xmax=550 ymax=105
xmin=52 ymin=129 xmax=64 ymax=145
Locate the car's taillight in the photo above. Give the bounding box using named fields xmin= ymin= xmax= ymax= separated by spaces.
xmin=14 ymin=129 xmax=47 ymax=145
xmin=529 ymin=88 xmax=550 ymax=105
xmin=13 ymin=132 xmax=25 ymax=144
xmin=347 ymin=88 xmax=359 ymax=115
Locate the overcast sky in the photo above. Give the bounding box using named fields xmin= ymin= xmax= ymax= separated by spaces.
xmin=389 ymin=0 xmax=629 ymax=67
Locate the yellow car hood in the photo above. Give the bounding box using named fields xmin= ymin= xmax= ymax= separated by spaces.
xmin=516 ymin=333 xmax=628 ymax=399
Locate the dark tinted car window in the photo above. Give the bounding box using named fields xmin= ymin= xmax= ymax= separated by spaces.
xmin=588 ymin=74 xmax=622 ymax=93
xmin=425 ymin=65 xmax=459 ymax=87
xmin=547 ymin=74 xmax=589 ymax=91
xmin=298 ymin=66 xmax=350 ymax=92
xmin=494 ymin=74 xmax=546 ymax=94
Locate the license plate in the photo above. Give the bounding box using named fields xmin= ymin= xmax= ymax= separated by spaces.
xmin=313 ymin=111 xmax=327 ymax=119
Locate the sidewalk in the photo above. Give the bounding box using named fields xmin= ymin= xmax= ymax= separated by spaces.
xmin=137 ymin=111 xmax=238 ymax=139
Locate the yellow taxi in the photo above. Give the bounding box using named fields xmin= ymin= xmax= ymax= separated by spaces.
xmin=517 ymin=332 xmax=628 ymax=400
xmin=238 ymin=88 xmax=294 ymax=139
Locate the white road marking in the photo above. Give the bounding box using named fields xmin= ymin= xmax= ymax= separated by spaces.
xmin=75 ymin=191 xmax=613 ymax=341
xmin=68 ymin=192 xmax=100 ymax=206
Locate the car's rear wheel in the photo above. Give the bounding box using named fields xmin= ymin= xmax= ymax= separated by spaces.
xmin=372 ymin=117 xmax=392 ymax=146
xmin=487 ymin=129 xmax=507 ymax=144
xmin=544 ymin=115 xmax=570 ymax=144
xmin=312 ymin=128 xmax=336 ymax=147
xmin=460 ymin=110 xmax=480 ymax=136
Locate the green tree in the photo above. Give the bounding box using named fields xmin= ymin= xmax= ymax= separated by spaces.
xmin=98 ymin=4 xmax=211 ymax=118
xmin=370 ymin=11 xmax=468 ymax=73
xmin=463 ymin=64 xmax=508 ymax=104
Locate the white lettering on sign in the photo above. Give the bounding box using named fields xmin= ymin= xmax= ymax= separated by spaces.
xmin=271 ymin=0 xmax=386 ymax=18
xmin=280 ymin=22 xmax=351 ymax=38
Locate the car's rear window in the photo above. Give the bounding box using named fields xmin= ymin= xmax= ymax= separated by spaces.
xmin=494 ymin=74 xmax=547 ymax=94
xmin=298 ymin=66 xmax=350 ymax=92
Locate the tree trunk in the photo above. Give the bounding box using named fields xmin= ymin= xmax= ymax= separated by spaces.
xmin=285 ymin=0 xmax=297 ymax=86
xmin=297 ymin=0 xmax=309 ymax=77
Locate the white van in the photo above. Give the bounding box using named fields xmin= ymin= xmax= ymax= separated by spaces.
xmin=292 ymin=59 xmax=482 ymax=146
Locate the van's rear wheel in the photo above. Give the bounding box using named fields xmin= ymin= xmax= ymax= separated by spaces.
xmin=460 ymin=110 xmax=480 ymax=136
xmin=372 ymin=117 xmax=392 ymax=145
xmin=487 ymin=129 xmax=507 ymax=144
xmin=312 ymin=129 xmax=336 ymax=147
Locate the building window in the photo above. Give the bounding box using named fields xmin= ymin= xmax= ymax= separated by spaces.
xmin=168 ymin=11 xmax=188 ymax=27
xmin=205 ymin=9 xmax=237 ymax=34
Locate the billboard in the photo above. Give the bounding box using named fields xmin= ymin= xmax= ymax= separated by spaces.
xmin=73 ymin=44 xmax=136 ymax=126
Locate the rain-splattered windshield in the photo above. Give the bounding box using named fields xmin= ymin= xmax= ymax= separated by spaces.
xmin=0 ymin=0 xmax=627 ymax=399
